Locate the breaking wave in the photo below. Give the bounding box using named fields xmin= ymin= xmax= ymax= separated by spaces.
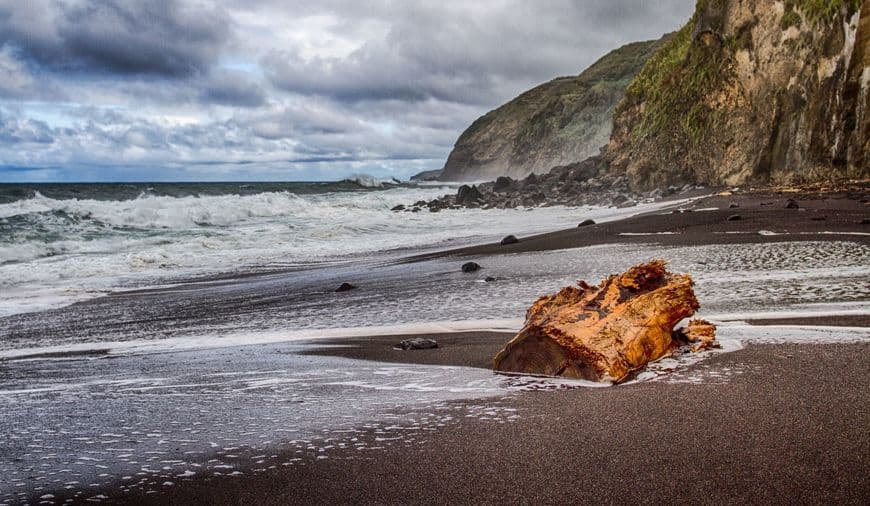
xmin=0 ymin=183 xmax=642 ymax=316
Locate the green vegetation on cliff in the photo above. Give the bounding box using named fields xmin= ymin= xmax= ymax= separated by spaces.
xmin=618 ymin=2 xmax=743 ymax=147
xmin=608 ymin=0 xmax=868 ymax=190
xmin=781 ymin=1 xmax=861 ymax=29
xmin=438 ymin=37 xmax=667 ymax=181
xmin=786 ymin=0 xmax=862 ymax=24
xmin=617 ymin=0 xmax=862 ymax=155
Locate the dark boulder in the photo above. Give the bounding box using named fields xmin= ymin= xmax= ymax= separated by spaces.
xmin=785 ymin=199 xmax=800 ymax=209
xmin=461 ymin=262 xmax=481 ymax=273
xmin=395 ymin=338 xmax=438 ymax=350
xmin=578 ymin=219 xmax=596 ymax=227
xmin=485 ymin=276 xmax=497 ymax=282
xmin=335 ymin=282 xmax=357 ymax=292
xmin=523 ymin=173 xmax=538 ymax=186
xmin=567 ymin=157 xmax=601 ymax=181
xmin=500 ymin=235 xmax=519 ymax=245
xmin=727 ymin=214 xmax=741 ymax=221
xmin=493 ymin=176 xmax=515 ymax=193
xmin=456 ymin=185 xmax=483 ymax=205
xmin=390 ymin=204 xmax=405 ymax=211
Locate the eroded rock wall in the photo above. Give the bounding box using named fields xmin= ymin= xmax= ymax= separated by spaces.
xmin=608 ymin=0 xmax=869 ymax=190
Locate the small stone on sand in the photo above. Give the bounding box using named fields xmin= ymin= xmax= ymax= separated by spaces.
xmin=461 ymin=262 xmax=481 ymax=273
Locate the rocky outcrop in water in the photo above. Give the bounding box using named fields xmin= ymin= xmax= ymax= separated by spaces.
xmin=404 ymin=154 xmax=699 ymax=211
xmin=492 ymin=260 xmax=717 ymax=383
xmin=607 ymin=0 xmax=870 ymax=190
xmin=409 ymin=169 xmax=443 ymax=182
xmin=438 ymin=38 xmax=667 ymax=182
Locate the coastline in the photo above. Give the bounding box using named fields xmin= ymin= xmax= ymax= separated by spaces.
xmin=51 ymin=341 xmax=869 ymax=505
xmin=406 ymin=187 xmax=870 ymax=262
xmin=2 ymin=0 xmax=868 ymax=502
xmin=2 ymin=186 xmax=868 ymax=505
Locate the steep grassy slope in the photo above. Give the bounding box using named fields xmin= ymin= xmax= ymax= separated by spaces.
xmin=439 ymin=38 xmax=667 ymax=181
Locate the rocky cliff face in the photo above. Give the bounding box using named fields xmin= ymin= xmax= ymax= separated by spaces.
xmin=438 ymin=38 xmax=666 ymax=182
xmin=608 ymin=0 xmax=869 ymax=191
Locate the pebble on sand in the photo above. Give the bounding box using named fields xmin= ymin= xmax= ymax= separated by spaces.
xmin=395 ymin=338 xmax=439 ymax=350
xmin=462 ymin=262 xmax=481 ymax=273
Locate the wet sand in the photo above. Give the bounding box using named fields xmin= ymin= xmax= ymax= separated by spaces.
xmin=297 ymin=331 xmax=513 ymax=369
xmin=744 ymin=314 xmax=870 ymax=327
xmin=128 ymin=188 xmax=868 ymax=505
xmin=7 ymin=187 xmax=870 ymax=505
xmin=89 ymin=339 xmax=869 ymax=505
xmin=408 ymin=188 xmax=870 ymax=262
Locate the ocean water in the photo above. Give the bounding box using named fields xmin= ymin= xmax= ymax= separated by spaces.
xmin=0 ymin=181 xmax=650 ymax=317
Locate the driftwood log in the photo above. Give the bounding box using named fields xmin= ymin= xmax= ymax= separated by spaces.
xmin=493 ymin=260 xmax=717 ymax=383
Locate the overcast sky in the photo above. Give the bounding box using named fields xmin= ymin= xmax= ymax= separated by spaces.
xmin=0 ymin=0 xmax=693 ymax=182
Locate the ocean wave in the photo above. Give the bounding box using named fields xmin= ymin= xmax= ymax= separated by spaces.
xmin=0 ymin=186 xmax=459 ymax=266
xmin=0 ymin=186 xmax=676 ymax=317
xmin=0 ymin=188 xmax=433 ymax=231
xmin=0 ymin=181 xmax=420 ymax=205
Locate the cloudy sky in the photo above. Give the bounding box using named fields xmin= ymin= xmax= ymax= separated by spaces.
xmin=0 ymin=0 xmax=693 ymax=182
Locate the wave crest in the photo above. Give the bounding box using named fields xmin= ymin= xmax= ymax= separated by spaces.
xmin=340 ymin=174 xmax=402 ymax=188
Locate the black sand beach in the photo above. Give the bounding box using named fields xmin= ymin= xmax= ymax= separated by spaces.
xmin=83 ymin=338 xmax=870 ymax=505
xmin=410 ymin=187 xmax=870 ymax=262
xmin=2 ymin=0 xmax=868 ymax=502
xmin=4 ymin=187 xmax=869 ymax=505
xmin=146 ymin=188 xmax=869 ymax=505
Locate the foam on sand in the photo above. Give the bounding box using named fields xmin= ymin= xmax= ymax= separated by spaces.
xmin=3 ymin=311 xmax=867 ymax=364
xmin=0 ymin=319 xmax=524 ymax=361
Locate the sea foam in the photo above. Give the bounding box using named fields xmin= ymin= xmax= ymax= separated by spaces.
xmin=0 ymin=187 xmax=679 ymax=316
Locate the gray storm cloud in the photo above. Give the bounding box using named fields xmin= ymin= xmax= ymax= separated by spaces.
xmin=0 ymin=0 xmax=230 ymax=77
xmin=0 ymin=0 xmax=694 ymax=181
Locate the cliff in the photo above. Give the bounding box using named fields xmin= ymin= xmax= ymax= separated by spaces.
xmin=438 ymin=38 xmax=667 ymax=182
xmin=608 ymin=0 xmax=870 ymax=190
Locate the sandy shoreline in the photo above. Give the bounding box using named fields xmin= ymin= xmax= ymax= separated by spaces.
xmin=407 ymin=188 xmax=870 ymax=262
xmin=134 ymin=188 xmax=868 ymax=504
xmin=4 ymin=187 xmax=868 ymax=505
xmin=54 ymin=339 xmax=869 ymax=505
